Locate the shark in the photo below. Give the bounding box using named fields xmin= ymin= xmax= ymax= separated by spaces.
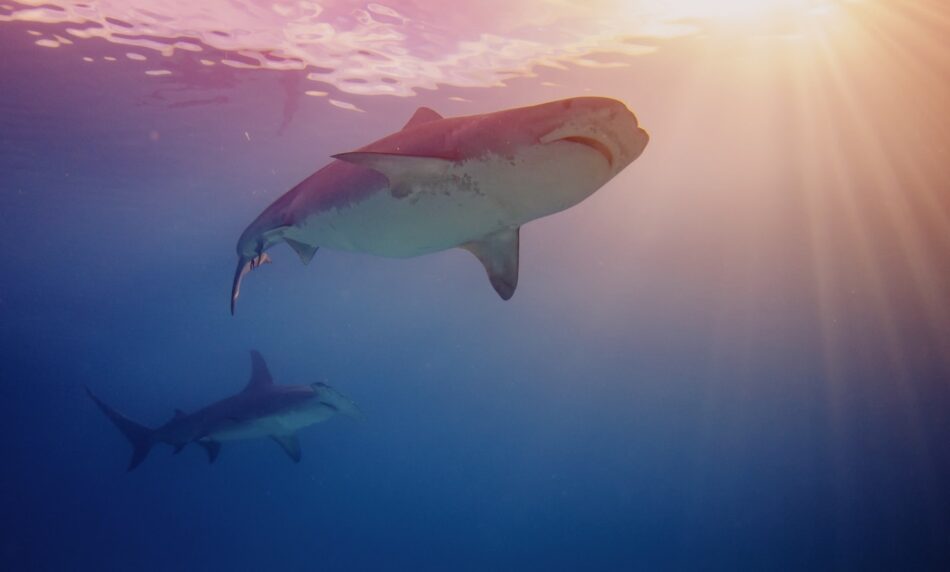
xmin=86 ymin=351 xmax=361 ymax=470
xmin=231 ymin=96 xmax=649 ymax=313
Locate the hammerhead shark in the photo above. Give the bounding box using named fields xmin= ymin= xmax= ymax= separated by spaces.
xmin=231 ymin=96 xmax=649 ymax=313
xmin=87 ymin=351 xmax=361 ymax=470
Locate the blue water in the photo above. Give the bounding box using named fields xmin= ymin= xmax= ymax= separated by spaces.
xmin=2 ymin=3 xmax=950 ymax=570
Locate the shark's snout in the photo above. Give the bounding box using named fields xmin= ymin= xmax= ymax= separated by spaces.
xmin=632 ymin=127 xmax=649 ymax=160
xmin=343 ymin=401 xmax=365 ymax=421
xmin=334 ymin=396 xmax=364 ymax=421
xmin=538 ymin=98 xmax=646 ymax=172
xmin=312 ymin=382 xmax=365 ymax=420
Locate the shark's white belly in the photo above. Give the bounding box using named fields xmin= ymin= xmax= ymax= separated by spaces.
xmin=291 ymin=145 xmax=609 ymax=257
xmin=208 ymin=405 xmax=336 ymax=441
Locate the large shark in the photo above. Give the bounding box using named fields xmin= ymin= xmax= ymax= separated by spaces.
xmin=87 ymin=351 xmax=361 ymax=470
xmin=231 ymin=96 xmax=649 ymax=313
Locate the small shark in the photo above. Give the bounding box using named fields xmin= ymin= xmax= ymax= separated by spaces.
xmin=231 ymin=96 xmax=649 ymax=313
xmin=86 ymin=351 xmax=361 ymax=470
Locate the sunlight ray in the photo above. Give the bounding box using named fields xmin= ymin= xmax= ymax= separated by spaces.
xmin=815 ymin=16 xmax=950 ymax=363
xmin=809 ymin=9 xmax=946 ymax=523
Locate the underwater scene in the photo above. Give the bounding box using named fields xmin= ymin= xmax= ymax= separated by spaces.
xmin=1 ymin=0 xmax=948 ymax=569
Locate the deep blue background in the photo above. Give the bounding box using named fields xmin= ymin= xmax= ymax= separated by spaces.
xmin=2 ymin=5 xmax=950 ymax=570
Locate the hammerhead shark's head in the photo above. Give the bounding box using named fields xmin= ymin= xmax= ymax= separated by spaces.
xmin=87 ymin=351 xmax=361 ymax=470
xmin=231 ymin=96 xmax=649 ymax=313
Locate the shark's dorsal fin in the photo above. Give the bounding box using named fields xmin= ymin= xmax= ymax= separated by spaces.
xmin=167 ymin=409 xmax=187 ymax=425
xmin=271 ymin=433 xmax=302 ymax=463
xmin=462 ymin=227 xmax=520 ymax=300
xmin=199 ymin=440 xmax=221 ymax=463
xmin=284 ymin=237 xmax=318 ymax=265
xmin=245 ymin=350 xmax=274 ymax=392
xmin=331 ymin=151 xmax=454 ymax=198
xmin=402 ymin=106 xmax=443 ymax=130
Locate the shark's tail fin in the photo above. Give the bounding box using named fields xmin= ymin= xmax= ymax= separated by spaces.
xmin=85 ymin=386 xmax=155 ymax=471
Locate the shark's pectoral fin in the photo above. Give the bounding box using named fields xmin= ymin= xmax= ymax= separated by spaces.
xmin=284 ymin=238 xmax=318 ymax=265
xmin=271 ymin=433 xmax=302 ymax=463
xmin=173 ymin=443 xmax=186 ymax=455
xmin=331 ymin=151 xmax=455 ymax=199
xmin=198 ymin=440 xmax=221 ymax=464
xmin=462 ymin=227 xmax=520 ymax=300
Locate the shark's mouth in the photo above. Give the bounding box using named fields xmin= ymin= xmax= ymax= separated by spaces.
xmin=556 ymin=136 xmax=614 ymax=167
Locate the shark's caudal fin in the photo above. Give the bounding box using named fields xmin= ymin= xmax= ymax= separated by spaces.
xmin=231 ymin=252 xmax=272 ymax=315
xmin=462 ymin=227 xmax=521 ymax=300
xmin=85 ymin=387 xmax=155 ymax=471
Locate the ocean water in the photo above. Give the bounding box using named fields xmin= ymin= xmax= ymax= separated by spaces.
xmin=1 ymin=1 xmax=949 ymax=570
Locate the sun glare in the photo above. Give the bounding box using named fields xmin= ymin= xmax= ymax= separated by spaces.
xmin=639 ymin=0 xmax=842 ymax=29
xmin=661 ymin=0 xmax=820 ymax=19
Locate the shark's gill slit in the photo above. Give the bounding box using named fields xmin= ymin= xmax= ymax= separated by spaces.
xmin=560 ymin=136 xmax=613 ymax=166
